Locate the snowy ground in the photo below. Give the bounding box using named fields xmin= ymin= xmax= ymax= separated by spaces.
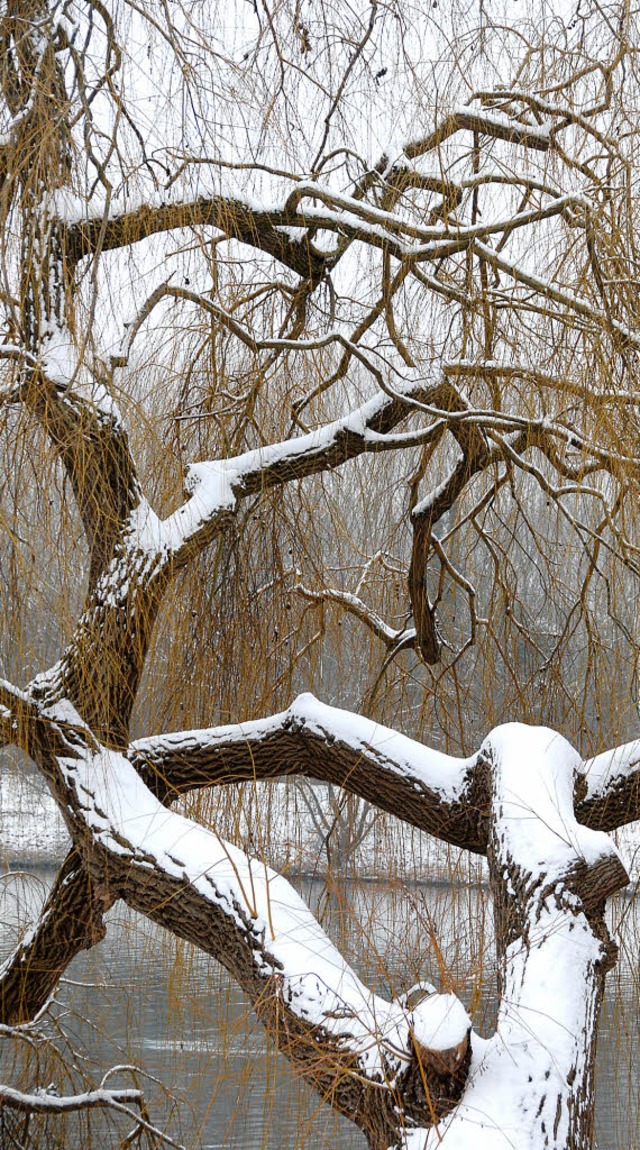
xmin=2 ymin=767 xmax=640 ymax=887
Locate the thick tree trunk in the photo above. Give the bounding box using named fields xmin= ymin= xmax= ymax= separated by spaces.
xmin=416 ymin=725 xmax=628 ymax=1149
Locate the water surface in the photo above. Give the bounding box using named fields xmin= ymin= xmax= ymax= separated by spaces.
xmin=0 ymin=869 xmax=637 ymax=1148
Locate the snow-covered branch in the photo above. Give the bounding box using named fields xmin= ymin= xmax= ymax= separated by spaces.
xmin=15 ymin=693 xmax=473 ymax=1144
xmin=63 ymin=193 xmax=329 ymax=284
xmin=0 ymin=1082 xmax=186 ymax=1149
xmin=293 ymin=581 xmax=416 ymax=651
xmin=473 ymin=239 xmax=640 ymax=352
xmin=161 ymin=376 xmax=445 ymax=560
xmin=0 ymin=1083 xmax=141 ymax=1115
xmin=413 ymin=724 xmax=628 ymax=1150
xmin=579 ymin=739 xmax=640 ymax=832
xmin=10 ymin=683 xmax=631 ymax=1149
xmin=130 ymin=694 xmax=640 ymax=842
xmin=130 ymin=692 xmax=480 ymax=849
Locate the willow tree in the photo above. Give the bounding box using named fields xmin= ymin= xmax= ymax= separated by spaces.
xmin=2 ymin=1 xmax=640 ymax=1147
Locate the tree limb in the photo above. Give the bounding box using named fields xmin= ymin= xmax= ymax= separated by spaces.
xmin=7 ymin=690 xmax=474 ymax=1147
xmin=63 ymin=195 xmax=329 ymax=284
xmin=130 ymin=692 xmax=486 ymax=852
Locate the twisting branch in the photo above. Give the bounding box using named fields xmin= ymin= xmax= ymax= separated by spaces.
xmin=294 ymin=580 xmax=416 ymax=652
xmin=4 ymin=686 xmax=475 ymax=1147
xmin=62 ymin=194 xmax=330 ymax=283
xmin=129 ymin=692 xmax=482 ymax=846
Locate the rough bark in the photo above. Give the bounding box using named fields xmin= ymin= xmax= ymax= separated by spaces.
xmin=64 ymin=196 xmax=329 ymax=285
xmin=416 ymin=726 xmax=629 ymax=1149
xmin=1 ymin=9 xmax=639 ymax=1146
xmin=131 ymin=696 xmax=488 ymax=853
xmin=0 ymin=849 xmax=108 ymax=1025
xmin=4 ymin=688 xmax=472 ymax=1148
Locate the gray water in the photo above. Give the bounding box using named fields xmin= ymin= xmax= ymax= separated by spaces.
xmin=0 ymin=870 xmax=638 ymax=1149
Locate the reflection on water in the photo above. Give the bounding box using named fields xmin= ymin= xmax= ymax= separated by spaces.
xmin=0 ymin=870 xmax=638 ymax=1148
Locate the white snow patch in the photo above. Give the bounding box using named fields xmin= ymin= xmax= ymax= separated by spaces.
xmin=487 ymin=723 xmax=620 ymax=872
xmin=411 ymin=992 xmax=470 ymax=1051
xmin=163 ymin=461 xmax=238 ymax=550
xmin=289 ymin=693 xmax=472 ymax=799
xmin=54 ymin=735 xmax=420 ymax=1075
xmin=41 ymin=328 xmax=78 ymax=387
xmin=124 ymin=499 xmax=167 ymax=556
xmin=584 ymin=738 xmax=640 ymax=799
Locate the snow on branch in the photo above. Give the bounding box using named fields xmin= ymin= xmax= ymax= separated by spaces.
xmin=62 ymin=193 xmax=329 ymax=283
xmin=473 ymin=239 xmax=640 ymax=352
xmin=22 ymin=689 xmax=631 ymax=1148
xmin=58 ymin=101 xmax=557 ymax=275
xmin=293 ymin=580 xmax=416 ymax=651
xmin=0 ymin=1083 xmax=185 ymax=1149
xmin=128 ymin=685 xmax=640 ymax=845
xmin=402 ymin=104 xmax=553 ymax=161
xmin=578 ymin=739 xmax=640 ymax=832
xmin=130 ymin=692 xmax=479 ymax=849
xmin=161 ymin=376 xmax=445 ymax=559
xmin=23 ymin=697 xmax=472 ymax=1140
xmin=394 ymin=724 xmax=629 ymax=1150
xmin=0 ymin=1083 xmax=141 ymax=1115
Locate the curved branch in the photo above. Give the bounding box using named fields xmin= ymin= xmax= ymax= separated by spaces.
xmin=63 ymin=195 xmax=328 ymax=284
xmin=131 ymin=696 xmax=640 ymax=839
xmin=163 ymin=376 xmax=448 ymax=562
xmin=0 ymin=1084 xmax=141 ymax=1115
xmin=130 ymin=692 xmax=486 ymax=853
xmin=403 ymin=105 xmax=553 ymax=161
xmin=409 ymin=437 xmax=489 ymax=665
xmin=11 ymin=692 xmax=473 ymax=1146
xmin=0 ymin=1081 xmax=185 ymax=1149
xmin=20 ymin=368 xmax=141 ymax=587
xmin=578 ymin=740 xmax=640 ymax=831
xmin=294 ymin=581 xmax=416 ymax=651
xmin=0 ymin=849 xmax=109 ymax=1026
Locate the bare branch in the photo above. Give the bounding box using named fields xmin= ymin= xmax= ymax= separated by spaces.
xmin=63 ymin=195 xmax=329 ymax=283
xmin=294 ymin=580 xmax=416 ymax=651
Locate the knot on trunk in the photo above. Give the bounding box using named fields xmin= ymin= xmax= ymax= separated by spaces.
xmin=399 ymin=985 xmax=471 ymax=1122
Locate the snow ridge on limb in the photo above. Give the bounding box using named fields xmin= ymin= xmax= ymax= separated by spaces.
xmin=130 ymin=696 xmax=640 ymax=847
xmin=161 ymin=377 xmax=446 ymax=561
xmin=62 ymin=193 xmax=329 ymax=285
xmin=0 ymin=677 xmax=633 ymax=1146
xmin=396 ymin=724 xmax=628 ymax=1150
xmin=0 ymin=1084 xmax=141 ymax=1115
xmin=577 ymin=739 xmax=640 ymax=832
xmin=130 ymin=693 xmax=486 ymax=852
